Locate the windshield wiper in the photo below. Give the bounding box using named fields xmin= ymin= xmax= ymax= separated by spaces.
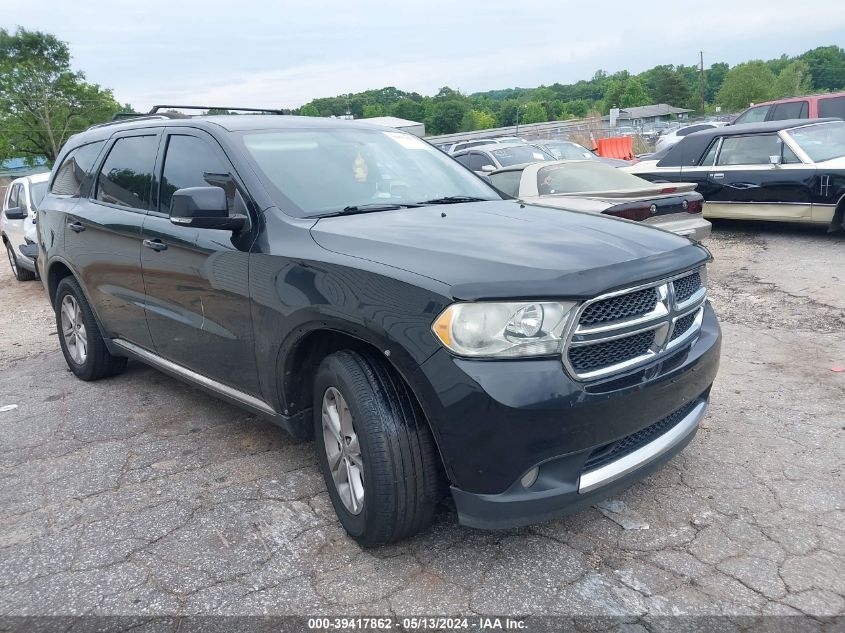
xmin=418 ymin=195 xmax=490 ymax=205
xmin=320 ymin=202 xmax=423 ymax=217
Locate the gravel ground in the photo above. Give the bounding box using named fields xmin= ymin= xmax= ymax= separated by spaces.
xmin=0 ymin=221 xmax=843 ymax=627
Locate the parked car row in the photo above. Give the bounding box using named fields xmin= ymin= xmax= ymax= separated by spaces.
xmin=30 ymin=109 xmax=722 ymax=545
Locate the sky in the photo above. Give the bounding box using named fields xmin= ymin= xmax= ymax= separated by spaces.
xmin=2 ymin=0 xmax=844 ymax=111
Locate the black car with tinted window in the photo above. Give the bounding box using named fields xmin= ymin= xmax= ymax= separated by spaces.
xmin=37 ymin=109 xmax=721 ymax=545
xmin=628 ymin=118 xmax=845 ymax=231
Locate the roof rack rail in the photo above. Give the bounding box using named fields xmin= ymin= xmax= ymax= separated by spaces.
xmin=147 ymin=105 xmax=286 ymax=115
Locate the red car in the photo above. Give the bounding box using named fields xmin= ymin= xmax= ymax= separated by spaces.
xmin=733 ymin=92 xmax=845 ymax=124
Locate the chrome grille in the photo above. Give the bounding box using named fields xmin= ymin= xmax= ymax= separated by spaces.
xmin=673 ymin=271 xmax=702 ymax=303
xmin=563 ymin=268 xmax=707 ymax=381
xmin=579 ymin=287 xmax=658 ymax=326
xmin=569 ymin=331 xmax=655 ymax=373
xmin=670 ymin=312 xmax=697 ymax=342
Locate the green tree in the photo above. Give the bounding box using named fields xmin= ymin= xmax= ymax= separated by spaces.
xmin=800 ymin=45 xmax=845 ymax=91
xmin=428 ymin=99 xmax=468 ymax=134
xmin=653 ymin=69 xmax=691 ymax=107
xmin=603 ymin=75 xmax=650 ymax=112
xmin=362 ymin=103 xmax=385 ymax=118
xmin=0 ymin=28 xmax=122 ymax=163
xmin=704 ymin=62 xmax=729 ymax=102
xmin=716 ymin=61 xmax=776 ymax=111
xmin=460 ymin=109 xmax=497 ymax=131
xmin=299 ymin=104 xmax=321 ymax=117
xmin=773 ymin=60 xmax=814 ymax=98
xmin=391 ymin=99 xmax=425 ymax=122
xmin=520 ymin=102 xmax=548 ymax=124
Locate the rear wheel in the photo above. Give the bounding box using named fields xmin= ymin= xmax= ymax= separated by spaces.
xmin=55 ymin=276 xmax=127 ymax=381
xmin=5 ymin=240 xmax=36 ymax=281
xmin=313 ymin=350 xmax=441 ymax=546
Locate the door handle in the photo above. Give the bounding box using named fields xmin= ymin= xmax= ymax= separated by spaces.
xmin=143 ymin=238 xmax=168 ymax=252
xmin=711 ymin=173 xmax=724 ymax=179
xmin=68 ymin=221 xmax=85 ymax=233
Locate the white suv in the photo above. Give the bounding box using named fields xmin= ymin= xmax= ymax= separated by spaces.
xmin=2 ymin=172 xmax=49 ymax=281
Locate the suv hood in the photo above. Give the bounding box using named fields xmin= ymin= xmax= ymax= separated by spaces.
xmin=310 ymin=201 xmax=710 ymax=300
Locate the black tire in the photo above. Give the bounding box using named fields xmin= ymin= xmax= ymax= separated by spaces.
xmin=313 ymin=350 xmax=441 ymax=546
xmin=54 ymin=276 xmax=127 ymax=381
xmin=5 ymin=240 xmax=36 ymax=281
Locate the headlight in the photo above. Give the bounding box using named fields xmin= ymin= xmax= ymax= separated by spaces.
xmin=432 ymin=301 xmax=577 ymax=358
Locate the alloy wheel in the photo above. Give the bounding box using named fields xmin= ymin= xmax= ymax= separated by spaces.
xmin=321 ymin=386 xmax=365 ymax=515
xmin=60 ymin=294 xmax=88 ymax=365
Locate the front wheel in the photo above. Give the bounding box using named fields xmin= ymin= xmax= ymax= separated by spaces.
xmin=313 ymin=350 xmax=441 ymax=546
xmin=5 ymin=241 xmax=36 ymax=281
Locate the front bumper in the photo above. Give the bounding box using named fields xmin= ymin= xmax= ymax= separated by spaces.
xmin=452 ymin=397 xmax=707 ymax=529
xmin=414 ymin=302 xmax=721 ymax=529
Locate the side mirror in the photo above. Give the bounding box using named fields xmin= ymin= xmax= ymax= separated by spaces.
xmin=169 ymin=187 xmax=246 ymax=231
xmin=481 ymin=165 xmax=496 ymax=173
xmin=769 ymin=155 xmax=782 ymax=167
xmin=3 ymin=206 xmax=26 ymax=220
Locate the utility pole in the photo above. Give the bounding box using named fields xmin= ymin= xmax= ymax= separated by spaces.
xmin=699 ymin=51 xmax=706 ymax=113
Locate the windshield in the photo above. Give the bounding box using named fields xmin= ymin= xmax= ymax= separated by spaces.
xmin=30 ymin=182 xmax=48 ymax=209
xmin=541 ymin=141 xmax=597 ymax=161
xmin=537 ymin=161 xmax=651 ymax=195
xmin=490 ymin=145 xmax=554 ymax=167
xmin=786 ymin=121 xmax=845 ymax=163
xmin=239 ymin=128 xmax=500 ymax=216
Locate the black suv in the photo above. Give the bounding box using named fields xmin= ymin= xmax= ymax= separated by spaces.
xmin=37 ymin=111 xmax=721 ymax=545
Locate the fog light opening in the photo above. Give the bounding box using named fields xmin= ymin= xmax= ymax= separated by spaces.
xmin=521 ymin=467 xmax=539 ymax=489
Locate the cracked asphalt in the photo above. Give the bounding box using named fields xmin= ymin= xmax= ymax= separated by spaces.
xmin=0 ymin=221 xmax=843 ymax=624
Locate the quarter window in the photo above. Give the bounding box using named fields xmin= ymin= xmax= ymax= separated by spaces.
xmin=818 ymin=96 xmax=845 ymax=120
xmin=469 ymin=153 xmax=495 ymax=171
xmin=7 ymin=183 xmax=20 ymax=208
xmin=454 ymin=154 xmax=473 ymax=169
xmin=96 ymin=136 xmax=158 ymax=210
xmin=160 ymin=135 xmax=235 ymax=214
xmin=51 ymin=141 xmax=106 ymax=196
xmin=489 ymin=171 xmax=522 ymax=197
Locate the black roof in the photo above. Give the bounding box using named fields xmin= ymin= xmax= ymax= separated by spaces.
xmin=656 ymin=118 xmax=841 ymax=168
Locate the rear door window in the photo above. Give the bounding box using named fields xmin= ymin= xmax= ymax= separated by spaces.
xmin=159 ymin=134 xmax=235 ymax=214
xmin=51 ymin=141 xmax=106 ymax=196
xmin=716 ymin=134 xmax=799 ymax=165
xmin=95 ymin=135 xmax=159 ymax=210
xmin=770 ymin=101 xmax=809 ymax=120
xmin=818 ymin=96 xmax=845 ymax=120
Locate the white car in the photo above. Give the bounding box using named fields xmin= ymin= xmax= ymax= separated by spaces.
xmin=655 ymin=122 xmax=727 ymax=153
xmin=488 ymin=160 xmax=711 ymax=241
xmin=447 ymin=137 xmax=526 ymax=154
xmin=2 ymin=172 xmax=49 ymax=280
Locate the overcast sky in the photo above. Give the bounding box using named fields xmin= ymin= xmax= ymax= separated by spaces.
xmin=2 ymin=0 xmax=844 ymax=111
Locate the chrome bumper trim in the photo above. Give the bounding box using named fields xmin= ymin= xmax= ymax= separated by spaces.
xmin=578 ymin=399 xmax=708 ymax=494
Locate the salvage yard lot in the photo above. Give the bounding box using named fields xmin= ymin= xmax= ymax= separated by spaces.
xmin=0 ymin=222 xmax=843 ymax=618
